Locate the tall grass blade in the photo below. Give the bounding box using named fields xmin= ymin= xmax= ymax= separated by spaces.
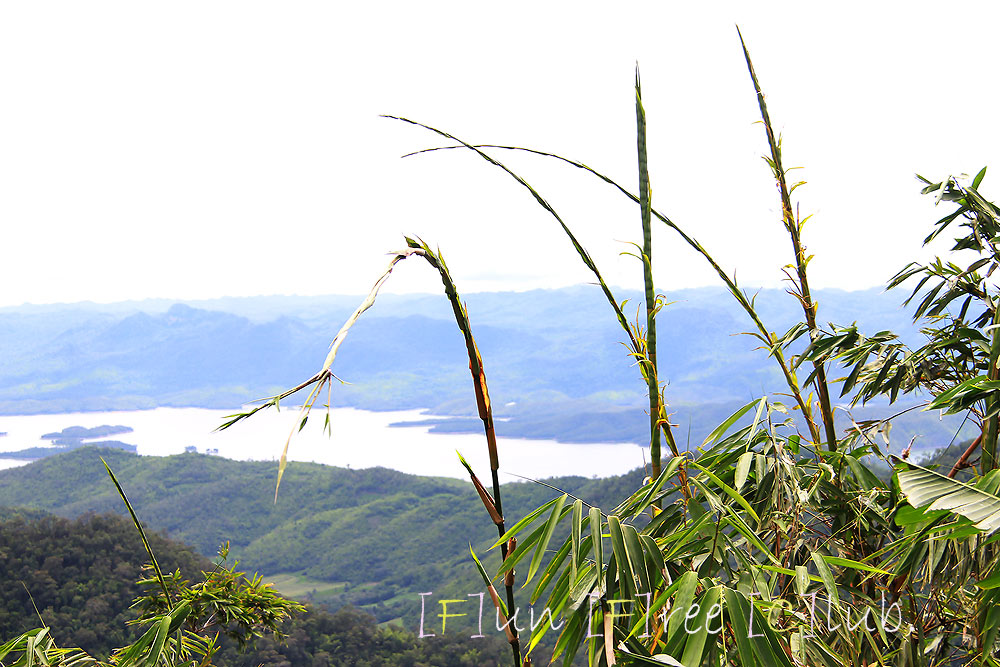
xmin=101 ymin=457 xmax=170 ymax=605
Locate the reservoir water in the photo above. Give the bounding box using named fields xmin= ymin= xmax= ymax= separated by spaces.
xmin=0 ymin=407 xmax=647 ymax=481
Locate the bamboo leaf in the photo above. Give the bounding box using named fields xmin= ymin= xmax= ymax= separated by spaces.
xmin=810 ymin=553 xmax=840 ymax=608
xmin=702 ymin=399 xmax=761 ymax=446
xmin=667 ymin=571 xmax=699 ymax=637
xmin=590 ymin=507 xmax=604 ymax=595
xmin=690 ymin=460 xmax=760 ymax=525
xmin=822 ymin=556 xmax=891 ymax=576
xmin=526 ymin=494 xmax=568 ymax=585
xmin=469 ymin=544 xmax=508 ymax=618
xmin=723 ymin=586 xmax=796 ymax=667
xmin=531 ymin=537 xmax=572 ymax=605
xmin=795 ymin=565 xmax=810 ymax=596
xmin=734 ymin=451 xmax=754 ymax=492
xmin=893 ymin=456 xmax=1000 ymax=533
xmin=101 ymin=458 xmax=170 ymax=605
xmin=622 ymin=523 xmax=651 ymax=597
xmin=142 ymin=616 xmax=172 ymax=667
xmin=680 ymin=586 xmax=721 ymax=667
xmin=490 ymin=496 xmax=561 ymax=550
xmin=571 ymin=498 xmax=583 ymax=585
xmin=608 ymin=515 xmax=636 ymax=600
xmin=976 ymin=572 xmax=1000 ymax=589
xmin=973 ymin=166 xmax=988 ymax=190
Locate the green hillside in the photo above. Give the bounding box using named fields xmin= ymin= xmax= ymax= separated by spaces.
xmin=0 ymin=511 xmax=510 ymax=665
xmin=0 ymin=447 xmax=644 ymax=627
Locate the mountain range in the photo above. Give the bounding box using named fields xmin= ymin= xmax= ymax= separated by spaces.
xmin=0 ymin=285 xmax=968 ymax=454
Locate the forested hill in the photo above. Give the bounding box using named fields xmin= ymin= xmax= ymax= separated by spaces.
xmin=0 ymin=447 xmax=644 ymax=625
xmin=0 ymin=511 xmax=509 ymax=665
xmin=0 ymin=285 xmax=917 ymax=418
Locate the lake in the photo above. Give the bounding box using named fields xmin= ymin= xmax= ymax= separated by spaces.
xmin=0 ymin=407 xmax=647 ymax=481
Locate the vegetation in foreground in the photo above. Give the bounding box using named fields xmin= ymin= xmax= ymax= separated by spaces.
xmin=0 ymin=511 xmax=509 ymax=666
xmin=6 ymin=27 xmax=1000 ymax=666
xmin=220 ymin=30 xmax=1000 ymax=667
xmin=0 ymin=447 xmax=644 ymax=627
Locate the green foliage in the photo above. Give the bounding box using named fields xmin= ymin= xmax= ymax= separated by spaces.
xmin=1 ymin=456 xmax=305 ymax=667
xmin=0 ymin=513 xmax=206 ymax=657
xmin=257 ymin=30 xmax=1000 ymax=666
xmin=8 ymin=25 xmax=1000 ymax=667
xmin=0 ymin=512 xmax=511 ymax=666
xmin=0 ymin=448 xmax=645 ymax=628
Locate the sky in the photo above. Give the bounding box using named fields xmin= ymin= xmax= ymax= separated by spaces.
xmin=1 ymin=2 xmax=999 ymax=307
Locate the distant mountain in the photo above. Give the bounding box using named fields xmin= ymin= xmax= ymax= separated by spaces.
xmin=0 ymin=286 xmax=961 ymax=453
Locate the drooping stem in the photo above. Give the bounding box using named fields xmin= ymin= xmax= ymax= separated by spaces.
xmin=408 ymin=237 xmax=521 ymax=666
xmin=402 ymin=141 xmax=823 ymax=447
xmin=221 ymin=240 xmax=522 ymax=664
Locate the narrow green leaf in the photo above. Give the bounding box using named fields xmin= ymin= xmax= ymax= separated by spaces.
xmin=690 ymin=461 xmax=760 ymax=525
xmin=531 ymin=536 xmax=572 ymax=604
xmin=639 ymin=534 xmax=666 ymax=586
xmin=571 ymin=498 xmax=583 ymax=585
xmin=623 ymin=523 xmax=651 ymax=596
xmin=490 ymin=496 xmax=561 ymax=550
xmin=680 ymin=586 xmax=721 ymax=667
xmin=811 ymin=553 xmax=840 ymax=607
xmin=589 ymin=507 xmax=604 ymax=595
xmin=101 ymin=458 xmax=170 ymax=606
xmin=143 ymin=615 xmax=172 ymax=667
xmin=469 ymin=544 xmax=506 ymax=617
xmin=973 ymin=166 xmax=987 ymax=190
xmin=820 ymin=556 xmax=891 ymax=576
xmin=702 ymin=399 xmax=760 ymax=446
xmin=734 ymin=451 xmax=754 ymax=492
xmin=794 ymin=565 xmax=809 ymax=596
xmin=894 ymin=504 xmax=948 ymax=526
xmin=668 ymin=571 xmax=699 ymax=637
xmin=607 ymin=515 xmax=636 ymax=599
xmin=625 ymin=567 xmax=686 ymax=639
xmin=526 ymin=494 xmax=568 ymax=585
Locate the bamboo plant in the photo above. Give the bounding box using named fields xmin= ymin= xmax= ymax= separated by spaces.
xmin=222 ymin=28 xmax=1000 ymax=666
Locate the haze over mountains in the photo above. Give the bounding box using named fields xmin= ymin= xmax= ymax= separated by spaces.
xmin=0 ymin=285 xmax=962 ymax=452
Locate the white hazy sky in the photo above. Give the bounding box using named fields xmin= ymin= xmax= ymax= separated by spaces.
xmin=1 ymin=2 xmax=998 ymax=307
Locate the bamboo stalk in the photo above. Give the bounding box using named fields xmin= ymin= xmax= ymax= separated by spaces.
xmin=407 ymin=237 xmax=522 ymax=666
xmin=947 ymin=432 xmax=982 ymax=478
xmin=225 ymin=239 xmax=523 ymax=664
xmin=636 ymin=70 xmax=666 ymax=481
xmin=983 ymin=303 xmax=1000 ymax=472
xmin=403 ymin=142 xmax=822 ymax=448
xmin=738 ymin=28 xmax=837 ymax=451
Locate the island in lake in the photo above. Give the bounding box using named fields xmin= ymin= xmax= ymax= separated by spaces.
xmin=0 ymin=424 xmax=136 ymax=460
